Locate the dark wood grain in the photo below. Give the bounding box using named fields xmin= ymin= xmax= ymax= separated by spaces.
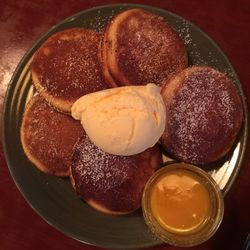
xmin=0 ymin=0 xmax=250 ymax=249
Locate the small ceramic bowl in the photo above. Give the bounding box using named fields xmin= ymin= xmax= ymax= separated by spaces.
xmin=142 ymin=162 xmax=224 ymax=247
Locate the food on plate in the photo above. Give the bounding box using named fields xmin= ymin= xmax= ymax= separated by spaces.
xmin=31 ymin=28 xmax=109 ymax=113
xmin=70 ymin=135 xmax=163 ymax=214
xmin=20 ymin=7 xmax=243 ymax=222
xmin=160 ymin=66 xmax=243 ymax=165
xmin=20 ymin=94 xmax=84 ymax=176
xmin=71 ymin=83 xmax=166 ymax=156
xmin=100 ymin=8 xmax=188 ymax=87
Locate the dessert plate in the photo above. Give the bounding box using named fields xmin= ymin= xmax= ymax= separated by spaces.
xmin=2 ymin=3 xmax=248 ymax=249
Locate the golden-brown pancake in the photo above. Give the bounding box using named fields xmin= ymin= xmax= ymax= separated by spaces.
xmin=31 ymin=28 xmax=109 ymax=113
xmin=160 ymin=66 xmax=243 ymax=165
xmin=20 ymin=94 xmax=84 ymax=176
xmin=100 ymin=8 xmax=188 ymax=87
xmin=70 ymin=135 xmax=163 ymax=215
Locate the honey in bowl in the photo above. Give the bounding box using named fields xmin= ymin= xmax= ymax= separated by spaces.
xmin=142 ymin=163 xmax=224 ymax=247
xmin=151 ymin=169 xmax=211 ymax=233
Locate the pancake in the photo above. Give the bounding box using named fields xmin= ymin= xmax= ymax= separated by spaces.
xmin=100 ymin=8 xmax=188 ymax=87
xmin=21 ymin=94 xmax=84 ymax=176
xmin=70 ymin=135 xmax=163 ymax=215
xmin=160 ymin=66 xmax=243 ymax=165
xmin=31 ymin=28 xmax=109 ymax=113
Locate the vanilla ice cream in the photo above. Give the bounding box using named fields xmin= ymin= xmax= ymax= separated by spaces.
xmin=71 ymin=83 xmax=166 ymax=156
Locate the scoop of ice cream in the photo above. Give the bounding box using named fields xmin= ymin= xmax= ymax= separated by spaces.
xmin=71 ymin=83 xmax=166 ymax=156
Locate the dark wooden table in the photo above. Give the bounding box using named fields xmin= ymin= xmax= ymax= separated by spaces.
xmin=1 ymin=0 xmax=249 ymax=249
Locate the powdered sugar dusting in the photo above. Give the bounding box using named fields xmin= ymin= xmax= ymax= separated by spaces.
xmin=87 ymin=9 xmax=116 ymax=31
xmin=115 ymin=10 xmax=187 ymax=85
xmin=71 ymin=134 xmax=162 ymax=211
xmin=22 ymin=95 xmax=83 ymax=174
xmin=177 ymin=19 xmax=192 ymax=46
xmin=32 ymin=28 xmax=108 ymax=101
xmin=174 ymin=18 xmax=221 ymax=67
xmin=167 ymin=68 xmax=242 ymax=164
xmin=72 ymin=135 xmax=133 ymax=195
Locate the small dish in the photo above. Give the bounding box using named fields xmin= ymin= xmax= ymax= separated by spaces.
xmin=142 ymin=163 xmax=224 ymax=247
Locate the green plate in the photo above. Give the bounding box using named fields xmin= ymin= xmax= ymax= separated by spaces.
xmin=2 ymin=4 xmax=248 ymax=249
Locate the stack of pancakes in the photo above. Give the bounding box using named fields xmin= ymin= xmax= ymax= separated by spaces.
xmin=21 ymin=8 xmax=243 ymax=215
